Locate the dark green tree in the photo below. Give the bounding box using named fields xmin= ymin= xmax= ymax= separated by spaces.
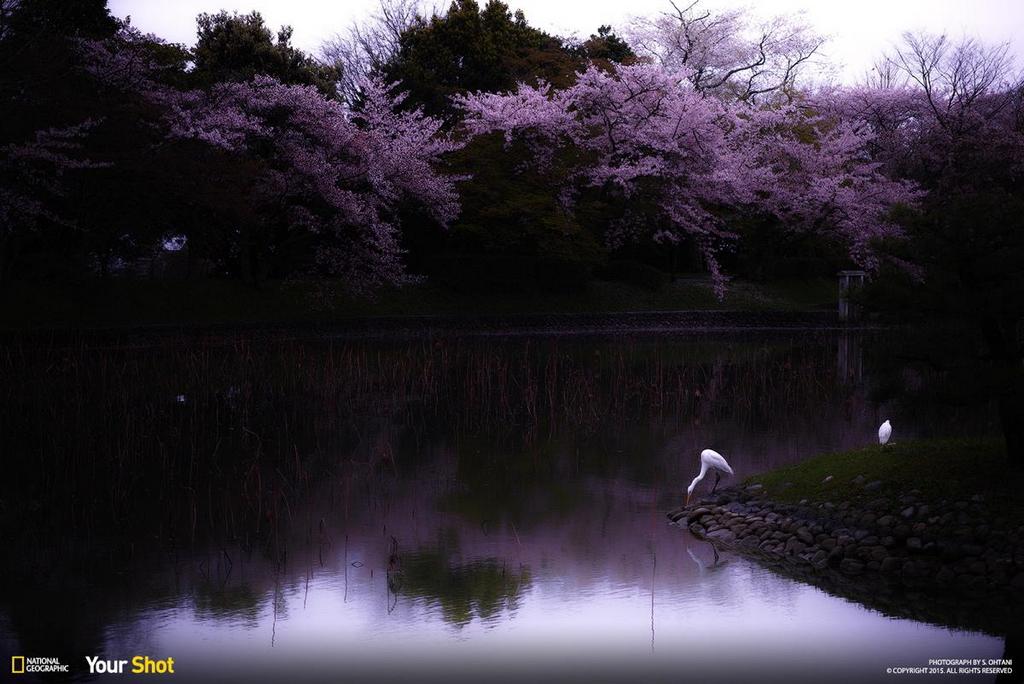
xmin=379 ymin=2 xmax=617 ymax=286
xmin=192 ymin=10 xmax=338 ymax=97
xmin=576 ymin=25 xmax=635 ymax=66
xmin=380 ymin=0 xmax=580 ymax=123
xmin=433 ymin=133 xmax=601 ymax=293
xmin=2 ymin=0 xmax=116 ymax=40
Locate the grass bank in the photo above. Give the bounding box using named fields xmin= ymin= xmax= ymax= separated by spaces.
xmin=745 ymin=439 xmax=1022 ymax=523
xmin=0 ymin=277 xmax=836 ymax=330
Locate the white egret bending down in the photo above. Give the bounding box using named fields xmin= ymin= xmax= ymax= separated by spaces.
xmin=878 ymin=420 xmax=892 ymax=445
xmin=686 ymin=449 xmax=735 ymax=506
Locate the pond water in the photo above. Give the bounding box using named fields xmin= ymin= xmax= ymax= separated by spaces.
xmin=0 ymin=330 xmax=1006 ymax=682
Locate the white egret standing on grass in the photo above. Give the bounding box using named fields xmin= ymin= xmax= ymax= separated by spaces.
xmin=686 ymin=449 xmax=735 ymax=505
xmin=878 ymin=420 xmax=892 ymax=445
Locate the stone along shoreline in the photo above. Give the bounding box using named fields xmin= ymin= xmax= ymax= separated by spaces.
xmin=668 ymin=483 xmax=1024 ymax=634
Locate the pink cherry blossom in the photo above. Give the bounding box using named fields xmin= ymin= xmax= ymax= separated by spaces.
xmin=1 ymin=121 xmax=106 ymax=238
xmin=83 ymin=26 xmax=463 ymax=291
xmin=459 ymin=62 xmax=919 ymax=294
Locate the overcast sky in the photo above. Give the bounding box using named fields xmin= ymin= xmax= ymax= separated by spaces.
xmin=107 ymin=0 xmax=1024 ymax=82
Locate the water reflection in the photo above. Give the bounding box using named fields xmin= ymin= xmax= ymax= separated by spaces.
xmin=63 ymin=475 xmax=999 ymax=684
xmin=0 ymin=330 xmax=1001 ymax=682
xmin=837 ymin=333 xmax=864 ymax=384
xmin=398 ymin=551 xmax=530 ymax=627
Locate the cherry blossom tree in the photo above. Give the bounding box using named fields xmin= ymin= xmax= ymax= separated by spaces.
xmin=79 ymin=23 xmax=465 ymax=289
xmin=458 ymin=62 xmax=917 ymax=294
xmin=830 ymin=33 xmax=1024 ymax=190
xmin=1 ymin=0 xmax=121 ymax=282
xmin=732 ymin=103 xmax=921 ymax=271
xmin=158 ymin=75 xmax=463 ymax=289
xmin=0 ymin=121 xmax=103 ymax=282
xmin=626 ymin=0 xmax=825 ymax=103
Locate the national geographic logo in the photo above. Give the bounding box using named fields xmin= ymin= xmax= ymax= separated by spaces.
xmin=9 ymin=655 xmax=175 ymax=676
xmin=11 ymin=656 xmax=70 ymax=674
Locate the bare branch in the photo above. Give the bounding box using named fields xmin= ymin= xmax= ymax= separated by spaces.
xmin=320 ymin=0 xmax=434 ymax=105
xmin=887 ymin=31 xmax=1022 ymax=131
xmin=627 ymin=1 xmax=826 ymax=103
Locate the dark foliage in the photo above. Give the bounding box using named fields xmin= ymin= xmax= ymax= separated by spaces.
xmin=379 ymin=0 xmax=582 ymax=123
xmin=192 ymin=10 xmax=338 ymax=96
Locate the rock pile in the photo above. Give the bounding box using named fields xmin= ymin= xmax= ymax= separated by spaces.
xmin=668 ymin=485 xmax=1024 ymax=595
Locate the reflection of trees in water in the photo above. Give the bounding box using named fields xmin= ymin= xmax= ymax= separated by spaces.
xmin=192 ymin=582 xmax=263 ymax=625
xmin=0 ymin=546 xmax=123 ymax=673
xmin=397 ymin=550 xmax=531 ymax=628
xmin=0 ymin=331 xmax=1002 ymax=666
xmin=432 ymin=337 xmax=843 ymax=439
xmin=837 ymin=333 xmax=863 ymax=385
xmin=1 ymin=333 xmax=856 ymax=544
xmin=1 ymin=329 xmax=970 ymax=610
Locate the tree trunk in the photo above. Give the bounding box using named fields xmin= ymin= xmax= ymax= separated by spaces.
xmin=980 ymin=316 xmax=1023 ymax=465
xmin=0 ymin=240 xmax=8 ymax=287
xmin=997 ymin=379 xmax=1024 ymax=465
xmin=0 ymin=234 xmax=19 ymax=286
xmin=239 ymin=238 xmax=254 ymax=285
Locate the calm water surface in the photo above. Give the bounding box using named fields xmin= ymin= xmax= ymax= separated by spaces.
xmin=0 ymin=330 xmax=1004 ymax=682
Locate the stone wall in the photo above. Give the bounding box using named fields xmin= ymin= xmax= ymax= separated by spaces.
xmin=668 ymin=485 xmax=1024 ymax=633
